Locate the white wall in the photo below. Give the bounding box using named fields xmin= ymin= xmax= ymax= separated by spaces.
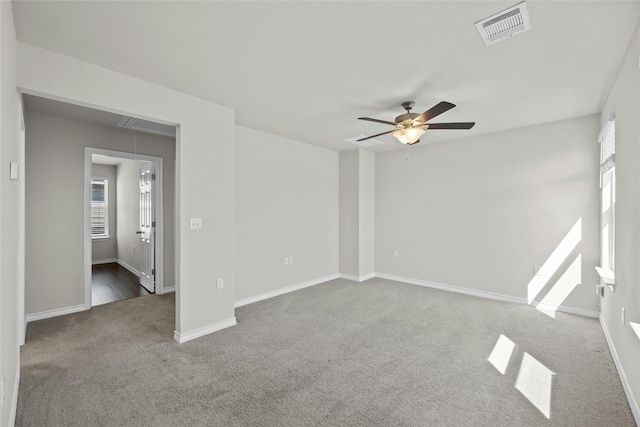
xmin=116 ymin=159 xmax=149 ymax=274
xmin=600 ymin=19 xmax=640 ymax=421
xmin=376 ymin=115 xmax=601 ymax=313
xmin=18 ymin=42 xmax=236 ymax=338
xmin=234 ymin=125 xmax=338 ymax=302
xmin=358 ymin=149 xmax=375 ymax=277
xmin=91 ymin=163 xmax=117 ymax=262
xmin=339 ymin=150 xmax=359 ymax=277
xmin=339 ymin=149 xmax=375 ymax=280
xmin=24 ymin=111 xmax=176 ymax=315
xmin=0 ymin=2 xmax=20 ymax=425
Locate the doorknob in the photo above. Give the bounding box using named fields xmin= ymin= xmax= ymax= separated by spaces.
xmin=136 ymin=231 xmax=143 ymax=234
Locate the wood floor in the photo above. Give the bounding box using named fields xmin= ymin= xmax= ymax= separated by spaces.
xmin=92 ymin=263 xmax=150 ymax=306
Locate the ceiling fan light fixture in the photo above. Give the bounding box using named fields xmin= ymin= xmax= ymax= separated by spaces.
xmin=393 ymin=127 xmax=425 ymax=145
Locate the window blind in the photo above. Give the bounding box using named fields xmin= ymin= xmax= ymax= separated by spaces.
xmin=91 ymin=178 xmax=108 ymax=237
xmin=599 ymin=113 xmax=615 ymax=174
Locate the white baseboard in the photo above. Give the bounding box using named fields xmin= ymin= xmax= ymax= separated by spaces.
xmin=9 ymin=361 xmax=19 ymax=427
xmin=173 ymin=317 xmax=237 ymax=344
xmin=375 ymin=272 xmax=600 ymax=318
xmin=26 ymin=303 xmax=87 ymax=323
xmin=160 ymin=286 xmax=175 ymax=294
xmin=91 ymin=258 xmax=117 ymax=265
xmin=234 ymin=273 xmax=340 ymax=308
xmin=600 ymin=315 xmax=640 ymax=425
xmin=91 ymin=258 xmax=141 ymax=279
xmin=117 ymin=259 xmax=140 ymax=278
xmin=340 ymin=272 xmax=375 ymax=282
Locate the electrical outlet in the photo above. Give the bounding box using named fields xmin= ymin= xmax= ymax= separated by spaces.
xmin=621 ymin=307 xmax=625 ymax=325
xmin=216 ymin=278 xmax=223 ymax=290
xmin=394 ymin=250 xmax=399 ymax=258
xmin=189 ymin=218 xmax=202 ymax=230
xmin=284 ymin=257 xmax=289 ymax=266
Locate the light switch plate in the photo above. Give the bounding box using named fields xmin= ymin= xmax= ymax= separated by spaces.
xmin=10 ymin=162 xmax=18 ymax=181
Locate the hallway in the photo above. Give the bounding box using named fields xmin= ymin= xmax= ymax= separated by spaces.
xmin=92 ymin=263 xmax=150 ymax=306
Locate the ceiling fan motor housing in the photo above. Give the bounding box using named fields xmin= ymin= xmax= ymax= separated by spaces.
xmin=395 ymin=112 xmax=421 ymax=127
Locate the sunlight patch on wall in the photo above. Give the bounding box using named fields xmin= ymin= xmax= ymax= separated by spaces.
xmin=527 ymin=218 xmax=581 ymax=304
xmin=602 ymin=224 xmax=610 ymax=268
xmin=536 ymin=254 xmax=582 ymax=318
xmin=602 ymin=180 xmax=611 ymax=214
xmin=488 ymin=334 xmax=517 ymax=375
xmin=515 ymin=352 xmax=555 ymax=419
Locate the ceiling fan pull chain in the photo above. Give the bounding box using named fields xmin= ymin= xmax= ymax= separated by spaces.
xmin=406 ymin=144 xmax=410 ymax=161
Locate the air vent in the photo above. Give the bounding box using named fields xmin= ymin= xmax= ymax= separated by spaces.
xmin=117 ymin=116 xmax=176 ymax=138
xmin=475 ymin=1 xmax=531 ymax=45
xmin=343 ymin=135 xmax=384 ymax=148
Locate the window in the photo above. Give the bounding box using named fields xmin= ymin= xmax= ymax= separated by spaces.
xmin=599 ymin=114 xmax=615 ymax=280
xmin=91 ymin=177 xmax=109 ymax=239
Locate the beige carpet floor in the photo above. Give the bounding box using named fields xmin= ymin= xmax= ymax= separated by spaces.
xmin=16 ymin=278 xmax=636 ymax=426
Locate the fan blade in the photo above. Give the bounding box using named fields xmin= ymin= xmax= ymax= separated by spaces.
xmin=423 ymin=122 xmax=475 ymax=130
xmin=414 ymin=101 xmax=456 ymax=124
xmin=358 ymin=117 xmax=398 ymax=126
xmin=356 ymin=129 xmax=395 ymax=141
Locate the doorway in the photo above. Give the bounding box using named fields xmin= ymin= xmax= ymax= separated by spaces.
xmin=84 ymin=148 xmax=165 ymax=308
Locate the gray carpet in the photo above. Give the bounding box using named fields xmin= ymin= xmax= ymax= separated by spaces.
xmin=16 ymin=278 xmax=636 ymax=426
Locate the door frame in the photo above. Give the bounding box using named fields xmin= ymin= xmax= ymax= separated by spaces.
xmin=18 ymin=96 xmax=26 ymax=345
xmin=84 ymin=147 xmax=165 ymax=309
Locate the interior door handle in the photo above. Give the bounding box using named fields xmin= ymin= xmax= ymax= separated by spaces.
xmin=136 ymin=231 xmax=143 ymax=234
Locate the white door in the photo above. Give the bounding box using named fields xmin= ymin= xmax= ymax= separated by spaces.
xmin=139 ymin=163 xmax=155 ymax=293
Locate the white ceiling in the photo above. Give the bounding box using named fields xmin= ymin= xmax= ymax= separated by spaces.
xmin=12 ymin=1 xmax=639 ymax=152
xmin=92 ymin=154 xmax=124 ymax=166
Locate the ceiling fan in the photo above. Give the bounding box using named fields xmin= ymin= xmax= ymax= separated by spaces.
xmin=358 ymin=101 xmax=475 ymax=145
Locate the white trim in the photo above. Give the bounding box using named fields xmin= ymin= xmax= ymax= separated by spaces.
xmin=340 ymin=272 xmax=375 ymax=282
xmin=360 ymin=272 xmax=376 ymax=281
xmin=234 ymin=274 xmax=340 ymax=308
xmin=160 ymin=286 xmax=175 ymax=294
xmin=9 ymin=362 xmax=19 ymax=427
xmin=91 ymin=258 xmax=118 ymax=265
xmin=173 ymin=317 xmax=236 ymax=343
xmin=117 ymin=259 xmax=141 ymax=278
xmin=375 ymin=272 xmax=600 ymax=318
xmin=26 ymin=303 xmax=87 ymax=323
xmin=84 ymin=147 xmax=165 ymax=306
xmin=600 ymin=315 xmax=640 ymax=425
xmin=18 ymin=95 xmax=26 ymax=346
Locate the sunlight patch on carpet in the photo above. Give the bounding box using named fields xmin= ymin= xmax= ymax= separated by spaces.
xmin=488 ymin=334 xmax=516 ymax=375
xmin=515 ymin=352 xmax=555 ymax=418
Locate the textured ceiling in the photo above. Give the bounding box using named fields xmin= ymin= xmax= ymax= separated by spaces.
xmin=11 ymin=1 xmax=639 ymax=152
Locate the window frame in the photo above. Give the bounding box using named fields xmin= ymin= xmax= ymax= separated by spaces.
xmin=91 ymin=176 xmax=110 ymax=240
xmin=597 ymin=114 xmax=615 ymax=289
